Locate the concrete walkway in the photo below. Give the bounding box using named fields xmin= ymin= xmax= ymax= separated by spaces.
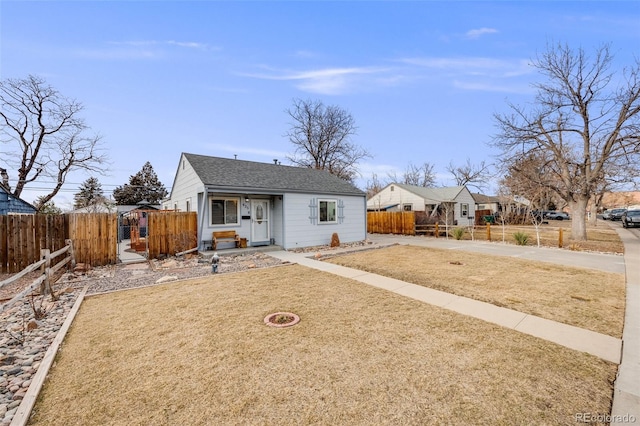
xmin=269 ymin=230 xmax=640 ymax=419
xmin=611 ymin=228 xmax=640 ymax=424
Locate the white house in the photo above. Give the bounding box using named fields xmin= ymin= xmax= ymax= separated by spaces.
xmin=471 ymin=193 xmax=501 ymax=214
xmin=164 ymin=153 xmax=367 ymax=250
xmin=367 ymin=183 xmax=476 ymax=225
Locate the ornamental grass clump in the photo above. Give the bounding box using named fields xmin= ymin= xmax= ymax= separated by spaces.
xmin=451 ymin=227 xmax=466 ymax=240
xmin=513 ymin=231 xmax=530 ymax=246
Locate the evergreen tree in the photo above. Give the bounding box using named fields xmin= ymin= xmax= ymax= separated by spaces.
xmin=73 ymin=177 xmax=105 ymax=209
xmin=34 ymin=196 xmax=62 ymax=215
xmin=113 ymin=162 xmax=168 ymax=205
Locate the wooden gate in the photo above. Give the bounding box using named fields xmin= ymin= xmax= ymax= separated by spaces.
xmin=147 ymin=211 xmax=197 ymax=258
xmin=66 ymin=213 xmax=118 ymax=266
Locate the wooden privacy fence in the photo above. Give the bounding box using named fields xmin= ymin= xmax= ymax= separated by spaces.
xmin=0 ymin=214 xmax=67 ymax=273
xmin=367 ymin=211 xmax=416 ymax=235
xmin=66 ymin=213 xmax=118 ymax=267
xmin=1 ymin=211 xmax=197 ymax=272
xmin=147 ymin=211 xmax=197 ymax=258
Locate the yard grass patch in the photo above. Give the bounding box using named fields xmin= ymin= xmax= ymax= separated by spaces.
xmin=29 ymin=265 xmax=616 ymax=426
xmin=324 ymin=245 xmax=625 ymax=337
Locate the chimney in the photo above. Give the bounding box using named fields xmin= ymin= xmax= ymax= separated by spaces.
xmin=0 ymin=168 xmax=9 ymax=190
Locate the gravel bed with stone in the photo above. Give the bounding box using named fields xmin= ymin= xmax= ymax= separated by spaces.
xmin=0 ymin=289 xmax=78 ymax=425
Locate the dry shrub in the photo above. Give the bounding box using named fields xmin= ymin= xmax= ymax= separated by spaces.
xmin=330 ymin=232 xmax=340 ymax=247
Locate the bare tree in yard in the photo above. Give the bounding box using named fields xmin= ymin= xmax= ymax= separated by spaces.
xmin=0 ymin=75 xmax=108 ymax=210
xmin=492 ymin=43 xmax=640 ymax=240
xmin=446 ymin=158 xmax=492 ymax=192
xmin=365 ymin=172 xmax=384 ymax=199
xmin=401 ymin=162 xmax=437 ymax=187
xmin=286 ymin=98 xmax=371 ymax=183
xmin=385 ymin=161 xmax=437 ymax=187
xmin=501 ymin=151 xmax=559 ymax=213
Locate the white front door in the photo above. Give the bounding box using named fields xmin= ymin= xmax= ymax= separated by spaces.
xmin=251 ymin=199 xmax=270 ymax=245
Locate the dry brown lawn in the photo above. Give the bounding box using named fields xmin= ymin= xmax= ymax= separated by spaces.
xmin=325 ymin=245 xmax=625 ymax=337
xmin=464 ymin=221 xmax=624 ymax=254
xmin=30 ymin=265 xmax=616 ymax=426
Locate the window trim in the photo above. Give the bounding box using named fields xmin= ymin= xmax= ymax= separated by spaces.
xmin=210 ymin=196 xmax=240 ymax=226
xmin=461 ymin=203 xmax=469 ymax=217
xmin=318 ymin=199 xmax=338 ymax=224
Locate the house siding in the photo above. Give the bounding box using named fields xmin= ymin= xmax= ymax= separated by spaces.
xmin=367 ymin=184 xmax=477 ymax=225
xmin=367 ymin=185 xmax=425 ymax=211
xmin=282 ymin=193 xmax=366 ymax=250
xmin=0 ymin=186 xmax=36 ymax=215
xmin=452 ymin=187 xmax=476 ymax=226
xmin=164 ymin=156 xmax=204 ymax=212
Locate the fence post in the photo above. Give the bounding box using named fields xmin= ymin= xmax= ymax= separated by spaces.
xmin=558 ymin=228 xmax=563 ymax=248
xmin=435 ymin=223 xmax=439 ymax=238
xmin=486 ymin=223 xmax=491 ymax=241
xmin=40 ymin=249 xmax=51 ymax=295
xmin=65 ymin=239 xmax=76 ymax=270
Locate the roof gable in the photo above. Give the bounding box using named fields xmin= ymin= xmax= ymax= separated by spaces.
xmin=472 ymin=193 xmax=501 ymax=204
xmin=0 ymin=182 xmax=37 ymax=214
xmin=393 ymin=183 xmax=467 ymax=202
xmin=182 ymin=153 xmax=365 ymax=196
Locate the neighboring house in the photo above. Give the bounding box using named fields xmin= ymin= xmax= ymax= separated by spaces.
xmin=601 ymin=191 xmax=640 ymax=210
xmin=0 ymin=181 xmax=37 ymax=215
xmin=164 ymin=153 xmax=367 ymax=250
xmin=471 ymin=193 xmax=501 ymax=214
xmin=367 ymin=183 xmax=476 ymax=226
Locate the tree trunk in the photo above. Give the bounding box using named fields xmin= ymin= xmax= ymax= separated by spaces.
xmin=588 ymin=201 xmax=598 ymax=227
xmin=569 ymin=197 xmax=589 ymax=241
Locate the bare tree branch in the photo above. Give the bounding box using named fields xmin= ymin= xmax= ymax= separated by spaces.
xmin=0 ymin=75 xmax=109 ymax=207
xmin=446 ymin=158 xmax=492 ymax=192
xmin=285 ymin=98 xmax=371 ymax=183
xmin=491 ymin=42 xmax=640 ymax=240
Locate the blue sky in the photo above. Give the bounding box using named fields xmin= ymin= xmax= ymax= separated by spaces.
xmin=1 ymin=1 xmax=639 ymax=209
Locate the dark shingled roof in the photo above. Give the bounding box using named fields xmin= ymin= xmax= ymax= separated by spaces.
xmin=183 ymin=153 xmax=365 ymax=196
xmin=471 ymin=193 xmax=500 ymax=204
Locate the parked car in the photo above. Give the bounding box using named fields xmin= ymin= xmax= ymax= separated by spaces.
xmin=545 ymin=211 xmax=571 ymax=220
xmin=621 ymin=210 xmax=640 ymax=228
xmin=610 ymin=208 xmax=627 ymax=221
xmin=602 ymin=209 xmax=612 ymax=220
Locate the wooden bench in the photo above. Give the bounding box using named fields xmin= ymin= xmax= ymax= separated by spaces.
xmin=212 ymin=230 xmax=241 ymax=250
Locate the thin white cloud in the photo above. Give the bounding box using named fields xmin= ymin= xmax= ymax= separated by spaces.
xmin=293 ymin=50 xmax=318 ymax=58
xmin=166 ymin=41 xmax=211 ymax=50
xmin=110 ymin=40 xmax=214 ymax=50
xmin=465 ymin=27 xmax=499 ymax=39
xmin=399 ymin=56 xmax=533 ymax=78
xmin=74 ymin=39 xmax=217 ymax=60
xmin=73 ymin=47 xmax=161 ymax=60
xmin=241 ymin=66 xmax=390 ymax=95
xmin=452 ymin=80 xmax=534 ymax=94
